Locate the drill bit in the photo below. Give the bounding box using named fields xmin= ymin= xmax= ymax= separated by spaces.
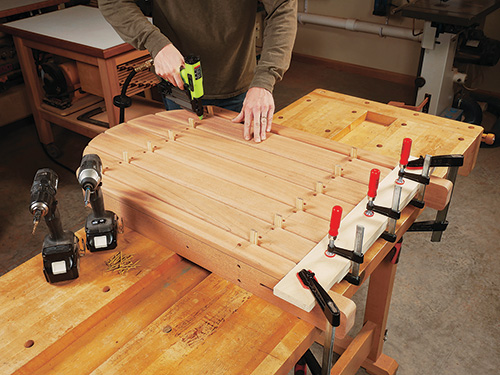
xmin=32 ymin=209 xmax=42 ymax=235
xmin=83 ymin=187 xmax=91 ymax=207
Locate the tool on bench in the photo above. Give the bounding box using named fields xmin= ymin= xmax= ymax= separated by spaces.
xmin=298 ymin=269 xmax=340 ymax=375
xmin=326 ymin=206 xmax=365 ymax=285
xmin=29 ymin=168 xmax=80 ymax=283
xmin=156 ymin=54 xmax=204 ymax=119
xmin=77 ymin=154 xmax=119 ymax=252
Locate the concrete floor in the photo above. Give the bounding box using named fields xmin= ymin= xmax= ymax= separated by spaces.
xmin=1 ymin=57 xmax=499 ymax=374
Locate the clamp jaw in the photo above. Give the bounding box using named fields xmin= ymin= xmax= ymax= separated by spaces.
xmin=298 ymin=269 xmax=340 ymax=375
xmin=407 ymin=153 xmax=464 ymax=241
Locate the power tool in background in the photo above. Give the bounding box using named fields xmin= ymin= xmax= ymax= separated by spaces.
xmin=30 ymin=168 xmax=80 ymax=283
xmin=77 ymin=154 xmax=119 ymax=252
xmin=114 ymin=54 xmax=204 ymax=122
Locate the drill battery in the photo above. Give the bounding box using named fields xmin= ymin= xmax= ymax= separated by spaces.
xmin=85 ymin=211 xmax=118 ymax=252
xmin=42 ymin=229 xmax=80 ymax=283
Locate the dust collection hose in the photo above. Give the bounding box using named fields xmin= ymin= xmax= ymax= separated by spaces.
xmin=113 ymin=59 xmax=154 ymax=123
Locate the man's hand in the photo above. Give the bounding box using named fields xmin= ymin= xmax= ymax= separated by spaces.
xmin=153 ymin=44 xmax=185 ymax=89
xmin=232 ymin=87 xmax=275 ymax=143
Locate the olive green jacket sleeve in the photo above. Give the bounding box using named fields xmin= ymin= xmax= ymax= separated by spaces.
xmin=97 ymin=0 xmax=170 ymax=58
xmin=251 ymin=0 xmax=298 ymax=93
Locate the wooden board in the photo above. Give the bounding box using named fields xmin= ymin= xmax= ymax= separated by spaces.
xmin=273 ymin=89 xmax=483 ymax=178
xmin=274 ymin=165 xmax=420 ymax=311
xmin=84 ymin=109 xmax=424 ymax=323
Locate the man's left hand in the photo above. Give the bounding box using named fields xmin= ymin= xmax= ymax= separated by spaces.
xmin=232 ymin=87 xmax=275 ymax=143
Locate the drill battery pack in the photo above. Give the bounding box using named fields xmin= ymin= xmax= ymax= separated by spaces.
xmin=85 ymin=211 xmax=118 ymax=252
xmin=42 ymin=231 xmax=80 ymax=283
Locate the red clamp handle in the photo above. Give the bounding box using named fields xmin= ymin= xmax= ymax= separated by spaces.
xmin=329 ymin=205 xmax=343 ymax=237
xmin=400 ymin=138 xmax=412 ymax=166
xmin=367 ymin=168 xmax=380 ymax=199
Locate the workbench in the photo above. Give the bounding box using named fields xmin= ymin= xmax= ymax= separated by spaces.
xmin=0 ymin=5 xmax=161 ymax=146
xmin=0 ymin=0 xmax=67 ymax=19
xmin=0 ymin=90 xmax=482 ymax=375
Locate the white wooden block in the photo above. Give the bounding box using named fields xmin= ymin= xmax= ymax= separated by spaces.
xmin=274 ymin=164 xmax=420 ymax=312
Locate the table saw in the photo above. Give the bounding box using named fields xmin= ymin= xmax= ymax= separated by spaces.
xmin=0 ymin=90 xmax=482 ymax=375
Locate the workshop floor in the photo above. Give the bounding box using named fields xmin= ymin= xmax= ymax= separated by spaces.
xmin=1 ymin=57 xmax=499 ymax=375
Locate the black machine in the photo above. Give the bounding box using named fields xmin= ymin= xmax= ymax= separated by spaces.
xmin=30 ymin=168 xmax=80 ymax=283
xmin=77 ymin=154 xmax=118 ymax=252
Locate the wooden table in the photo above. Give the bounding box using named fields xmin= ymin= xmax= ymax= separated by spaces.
xmin=0 ymin=5 xmax=160 ymax=146
xmin=0 ymin=0 xmax=67 ymax=19
xmin=0 ymin=91 xmax=482 ymax=375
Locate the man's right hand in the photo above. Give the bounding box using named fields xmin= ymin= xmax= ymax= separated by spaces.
xmin=154 ymin=44 xmax=185 ymax=89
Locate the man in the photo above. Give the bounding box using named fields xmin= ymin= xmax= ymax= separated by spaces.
xmin=98 ymin=0 xmax=297 ymax=142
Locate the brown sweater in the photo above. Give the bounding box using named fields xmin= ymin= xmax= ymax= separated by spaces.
xmin=98 ymin=0 xmax=297 ymax=99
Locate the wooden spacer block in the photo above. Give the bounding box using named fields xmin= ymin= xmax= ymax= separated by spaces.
xmin=167 ymin=130 xmax=176 ymax=141
xmin=147 ymin=141 xmax=154 ymax=152
xmin=122 ymin=151 xmax=129 ymax=163
xmin=250 ymin=229 xmax=259 ymax=245
xmin=207 ymin=106 xmax=214 ymax=117
xmin=295 ymin=197 xmax=305 ymax=211
xmin=188 ymin=118 xmax=197 ymax=128
xmin=334 ymin=165 xmax=343 ymax=177
xmin=273 ymin=213 xmax=283 ymax=229
xmin=315 ymin=181 xmax=324 ymax=194
xmin=350 ymin=147 xmax=358 ymax=159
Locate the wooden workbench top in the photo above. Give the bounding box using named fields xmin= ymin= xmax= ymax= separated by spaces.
xmin=0 ymin=228 xmax=317 ymax=375
xmin=274 ymin=89 xmax=483 ymax=178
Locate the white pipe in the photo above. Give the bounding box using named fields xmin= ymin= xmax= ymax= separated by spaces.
xmin=297 ymin=12 xmax=422 ymax=42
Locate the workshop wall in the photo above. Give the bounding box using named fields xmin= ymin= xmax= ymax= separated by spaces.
xmin=294 ymin=0 xmax=500 ymax=96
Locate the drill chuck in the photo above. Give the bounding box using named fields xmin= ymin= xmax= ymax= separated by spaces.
xmin=78 ymin=154 xmax=102 ymax=190
xmin=30 ymin=168 xmax=58 ymax=235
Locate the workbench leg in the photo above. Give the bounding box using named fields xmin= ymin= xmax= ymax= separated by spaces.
xmin=97 ymin=57 xmax=121 ymax=126
xmin=362 ymin=245 xmax=400 ymax=375
xmin=13 ymin=37 xmax=54 ymax=145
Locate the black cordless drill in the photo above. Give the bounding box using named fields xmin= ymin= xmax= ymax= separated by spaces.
xmin=77 ymin=154 xmax=118 ymax=252
xmin=30 ymin=168 xmax=80 ymax=283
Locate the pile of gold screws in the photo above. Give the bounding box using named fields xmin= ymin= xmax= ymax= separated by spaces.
xmin=105 ymin=251 xmax=140 ymax=275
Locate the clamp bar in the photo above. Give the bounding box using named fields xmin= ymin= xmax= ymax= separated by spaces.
xmin=298 ymin=269 xmax=340 ymax=375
